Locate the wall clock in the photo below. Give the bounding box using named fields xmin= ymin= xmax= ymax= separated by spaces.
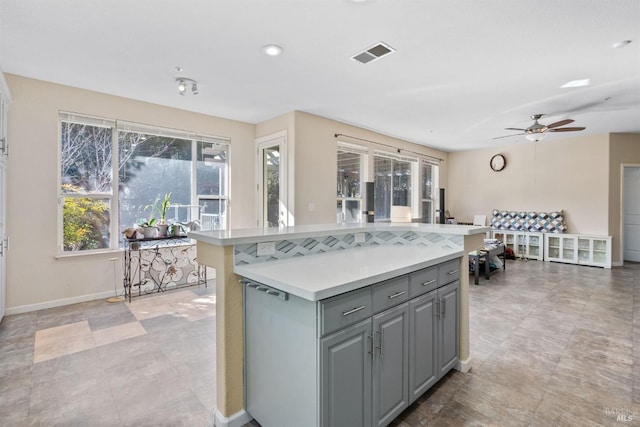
xmin=490 ymin=154 xmax=506 ymax=172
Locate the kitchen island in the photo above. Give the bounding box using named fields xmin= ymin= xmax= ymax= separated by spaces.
xmin=189 ymin=223 xmax=487 ymax=427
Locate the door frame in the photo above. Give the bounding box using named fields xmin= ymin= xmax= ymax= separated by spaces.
xmin=620 ymin=164 xmax=640 ymax=265
xmin=255 ymin=130 xmax=291 ymax=227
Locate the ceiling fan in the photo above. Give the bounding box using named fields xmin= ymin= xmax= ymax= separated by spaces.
xmin=494 ymin=114 xmax=586 ymax=142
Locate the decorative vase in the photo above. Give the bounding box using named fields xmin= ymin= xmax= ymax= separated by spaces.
xmin=142 ymin=226 xmax=156 ymax=238
xmin=157 ymin=224 xmax=169 ymax=237
xmin=169 ymin=224 xmax=183 ymax=237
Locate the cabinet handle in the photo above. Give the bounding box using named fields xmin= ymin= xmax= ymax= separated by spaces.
xmin=447 ymin=270 xmax=458 ymax=276
xmin=422 ymin=279 xmax=436 ymax=287
xmin=343 ymin=305 xmax=366 ymax=316
xmin=435 ymin=300 xmax=441 ymax=318
xmin=388 ymin=291 xmax=406 ymax=299
xmin=441 ymin=298 xmax=445 ymax=317
xmin=375 ymin=330 xmax=383 ymax=355
xmin=367 ymin=334 xmax=374 ymax=359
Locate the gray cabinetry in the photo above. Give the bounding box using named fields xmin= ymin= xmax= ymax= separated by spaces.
xmin=321 ymin=319 xmax=372 ymax=427
xmin=438 ymin=281 xmax=459 ymax=377
xmin=408 ymin=290 xmax=437 ymax=402
xmin=372 ymin=303 xmax=409 ymax=427
xmin=408 ymin=278 xmax=459 ymax=404
xmin=243 ymin=257 xmax=460 ymax=427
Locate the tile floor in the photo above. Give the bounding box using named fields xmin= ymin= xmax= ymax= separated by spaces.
xmin=0 ymin=286 xmax=216 ymax=426
xmin=1 ymin=260 xmax=639 ymax=426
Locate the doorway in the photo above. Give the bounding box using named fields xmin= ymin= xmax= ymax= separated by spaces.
xmin=256 ymin=131 xmax=289 ymax=227
xmin=623 ymin=166 xmax=640 ymax=262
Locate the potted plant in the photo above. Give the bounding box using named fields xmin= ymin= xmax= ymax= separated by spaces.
xmin=138 ymin=218 xmax=157 ymax=238
xmin=157 ymin=192 xmax=171 ymax=237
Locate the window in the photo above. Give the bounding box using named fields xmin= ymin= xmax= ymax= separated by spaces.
xmin=59 ymin=114 xmax=115 ymax=252
xmin=337 ymin=143 xmax=367 ymax=224
xmin=373 ymin=152 xmax=416 ymax=221
xmin=197 ymin=141 xmax=228 ymax=230
xmin=421 ymin=160 xmax=438 ymax=223
xmin=59 ymin=113 xmax=230 ymax=253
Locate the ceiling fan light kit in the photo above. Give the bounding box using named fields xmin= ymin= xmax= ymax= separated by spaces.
xmin=495 ymin=113 xmax=586 ymax=142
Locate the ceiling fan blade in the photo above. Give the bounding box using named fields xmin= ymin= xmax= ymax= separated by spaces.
xmin=493 ymin=133 xmax=524 ymax=140
xmin=548 ymin=127 xmax=586 ymax=132
xmin=546 ymin=119 xmax=574 ymax=129
xmin=504 ymin=127 xmax=526 ymax=131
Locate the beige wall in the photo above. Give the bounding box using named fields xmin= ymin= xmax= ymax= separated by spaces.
xmin=448 ymin=134 xmax=610 ymax=234
xmin=9 ymin=70 xmax=632 ymax=310
xmin=292 ymin=111 xmax=449 ymax=225
xmin=5 ymin=74 xmax=256 ymax=311
xmin=608 ymin=133 xmax=640 ymax=264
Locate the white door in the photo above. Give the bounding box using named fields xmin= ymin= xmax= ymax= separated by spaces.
xmin=623 ymin=167 xmax=640 ymax=262
xmin=0 ymin=95 xmax=6 ymax=321
xmin=256 ymin=132 xmax=288 ymax=227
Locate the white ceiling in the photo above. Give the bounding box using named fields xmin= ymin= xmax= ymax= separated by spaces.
xmin=1 ymin=0 xmax=639 ymax=151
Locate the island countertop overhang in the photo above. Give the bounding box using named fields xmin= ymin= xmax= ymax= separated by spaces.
xmin=234 ymin=245 xmax=463 ymax=301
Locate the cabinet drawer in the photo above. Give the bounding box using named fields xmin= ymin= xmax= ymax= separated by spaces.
xmin=372 ymin=275 xmax=409 ymax=314
xmin=319 ymin=287 xmax=372 ymax=337
xmin=408 ymin=267 xmax=438 ymax=298
xmin=438 ymin=259 xmax=459 ymax=285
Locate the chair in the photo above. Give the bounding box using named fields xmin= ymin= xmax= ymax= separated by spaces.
xmin=473 ymin=215 xmax=486 ymax=226
xmin=390 ymin=206 xmax=412 ymax=223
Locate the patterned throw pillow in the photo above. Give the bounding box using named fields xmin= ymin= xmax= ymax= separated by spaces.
xmin=491 ymin=209 xmax=567 ymax=233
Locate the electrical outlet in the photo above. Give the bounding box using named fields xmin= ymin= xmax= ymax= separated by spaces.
xmin=257 ymin=241 xmax=276 ymax=256
xmin=355 ymin=233 xmax=366 ymax=243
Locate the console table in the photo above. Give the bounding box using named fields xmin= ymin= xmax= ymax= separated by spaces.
xmin=123 ymin=236 xmax=206 ymax=302
xmin=468 ymin=243 xmax=506 ymax=285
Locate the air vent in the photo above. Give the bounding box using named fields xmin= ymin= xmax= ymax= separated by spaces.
xmin=351 ymin=42 xmax=395 ymax=64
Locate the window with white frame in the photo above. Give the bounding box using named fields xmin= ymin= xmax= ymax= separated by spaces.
xmin=59 ymin=113 xmax=230 ymax=253
xmin=60 ymin=114 xmax=115 ymax=251
xmin=421 ymin=160 xmax=438 ymax=223
xmin=336 ymin=143 xmax=367 ymax=224
xmin=373 ymin=151 xmax=417 ymax=221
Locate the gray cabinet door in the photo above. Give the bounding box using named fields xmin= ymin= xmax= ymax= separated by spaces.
xmin=321 ymin=319 xmax=372 ymax=427
xmin=408 ymin=290 xmax=438 ymax=404
xmin=438 ymin=280 xmax=459 ymax=377
xmin=372 ymin=303 xmax=409 ymax=427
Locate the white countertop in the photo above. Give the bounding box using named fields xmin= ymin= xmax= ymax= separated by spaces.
xmin=234 ymin=245 xmax=463 ymax=301
xmin=190 ymin=222 xmax=489 ymax=246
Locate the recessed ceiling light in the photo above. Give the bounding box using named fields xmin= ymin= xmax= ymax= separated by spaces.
xmin=612 ymin=40 xmax=632 ymax=49
xmin=175 ymin=66 xmax=184 ymax=72
xmin=561 ymin=79 xmax=591 ymax=88
xmin=263 ymin=44 xmax=283 ymax=56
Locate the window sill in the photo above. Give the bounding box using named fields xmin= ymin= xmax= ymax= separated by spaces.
xmin=55 ymin=248 xmax=123 ymax=260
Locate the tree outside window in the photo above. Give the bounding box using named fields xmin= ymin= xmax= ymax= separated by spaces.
xmin=59 ymin=113 xmax=230 ymax=253
xmin=60 ymin=121 xmax=113 ymax=251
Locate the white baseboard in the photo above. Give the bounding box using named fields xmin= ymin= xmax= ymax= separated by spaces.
xmin=214 ymin=408 xmax=252 ymax=427
xmin=456 ymin=357 xmax=472 ymax=373
xmin=5 ymin=290 xmax=116 ymax=315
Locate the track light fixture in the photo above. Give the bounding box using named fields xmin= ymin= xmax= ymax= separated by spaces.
xmin=175 ymin=77 xmax=198 ymax=96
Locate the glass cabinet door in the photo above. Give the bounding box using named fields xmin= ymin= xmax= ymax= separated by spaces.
xmin=547 ymin=236 xmax=560 ymax=259
xmin=592 ymin=239 xmax=608 ymax=264
xmin=528 ymin=235 xmax=540 ymax=257
xmin=578 ymin=238 xmax=591 ymax=263
xmin=562 ymin=237 xmax=575 ymax=261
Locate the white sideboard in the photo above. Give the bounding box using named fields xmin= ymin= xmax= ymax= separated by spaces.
xmin=544 ymin=233 xmax=612 ymax=268
xmin=490 ymin=230 xmax=612 ymax=268
xmin=490 ymin=230 xmax=544 ymax=260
